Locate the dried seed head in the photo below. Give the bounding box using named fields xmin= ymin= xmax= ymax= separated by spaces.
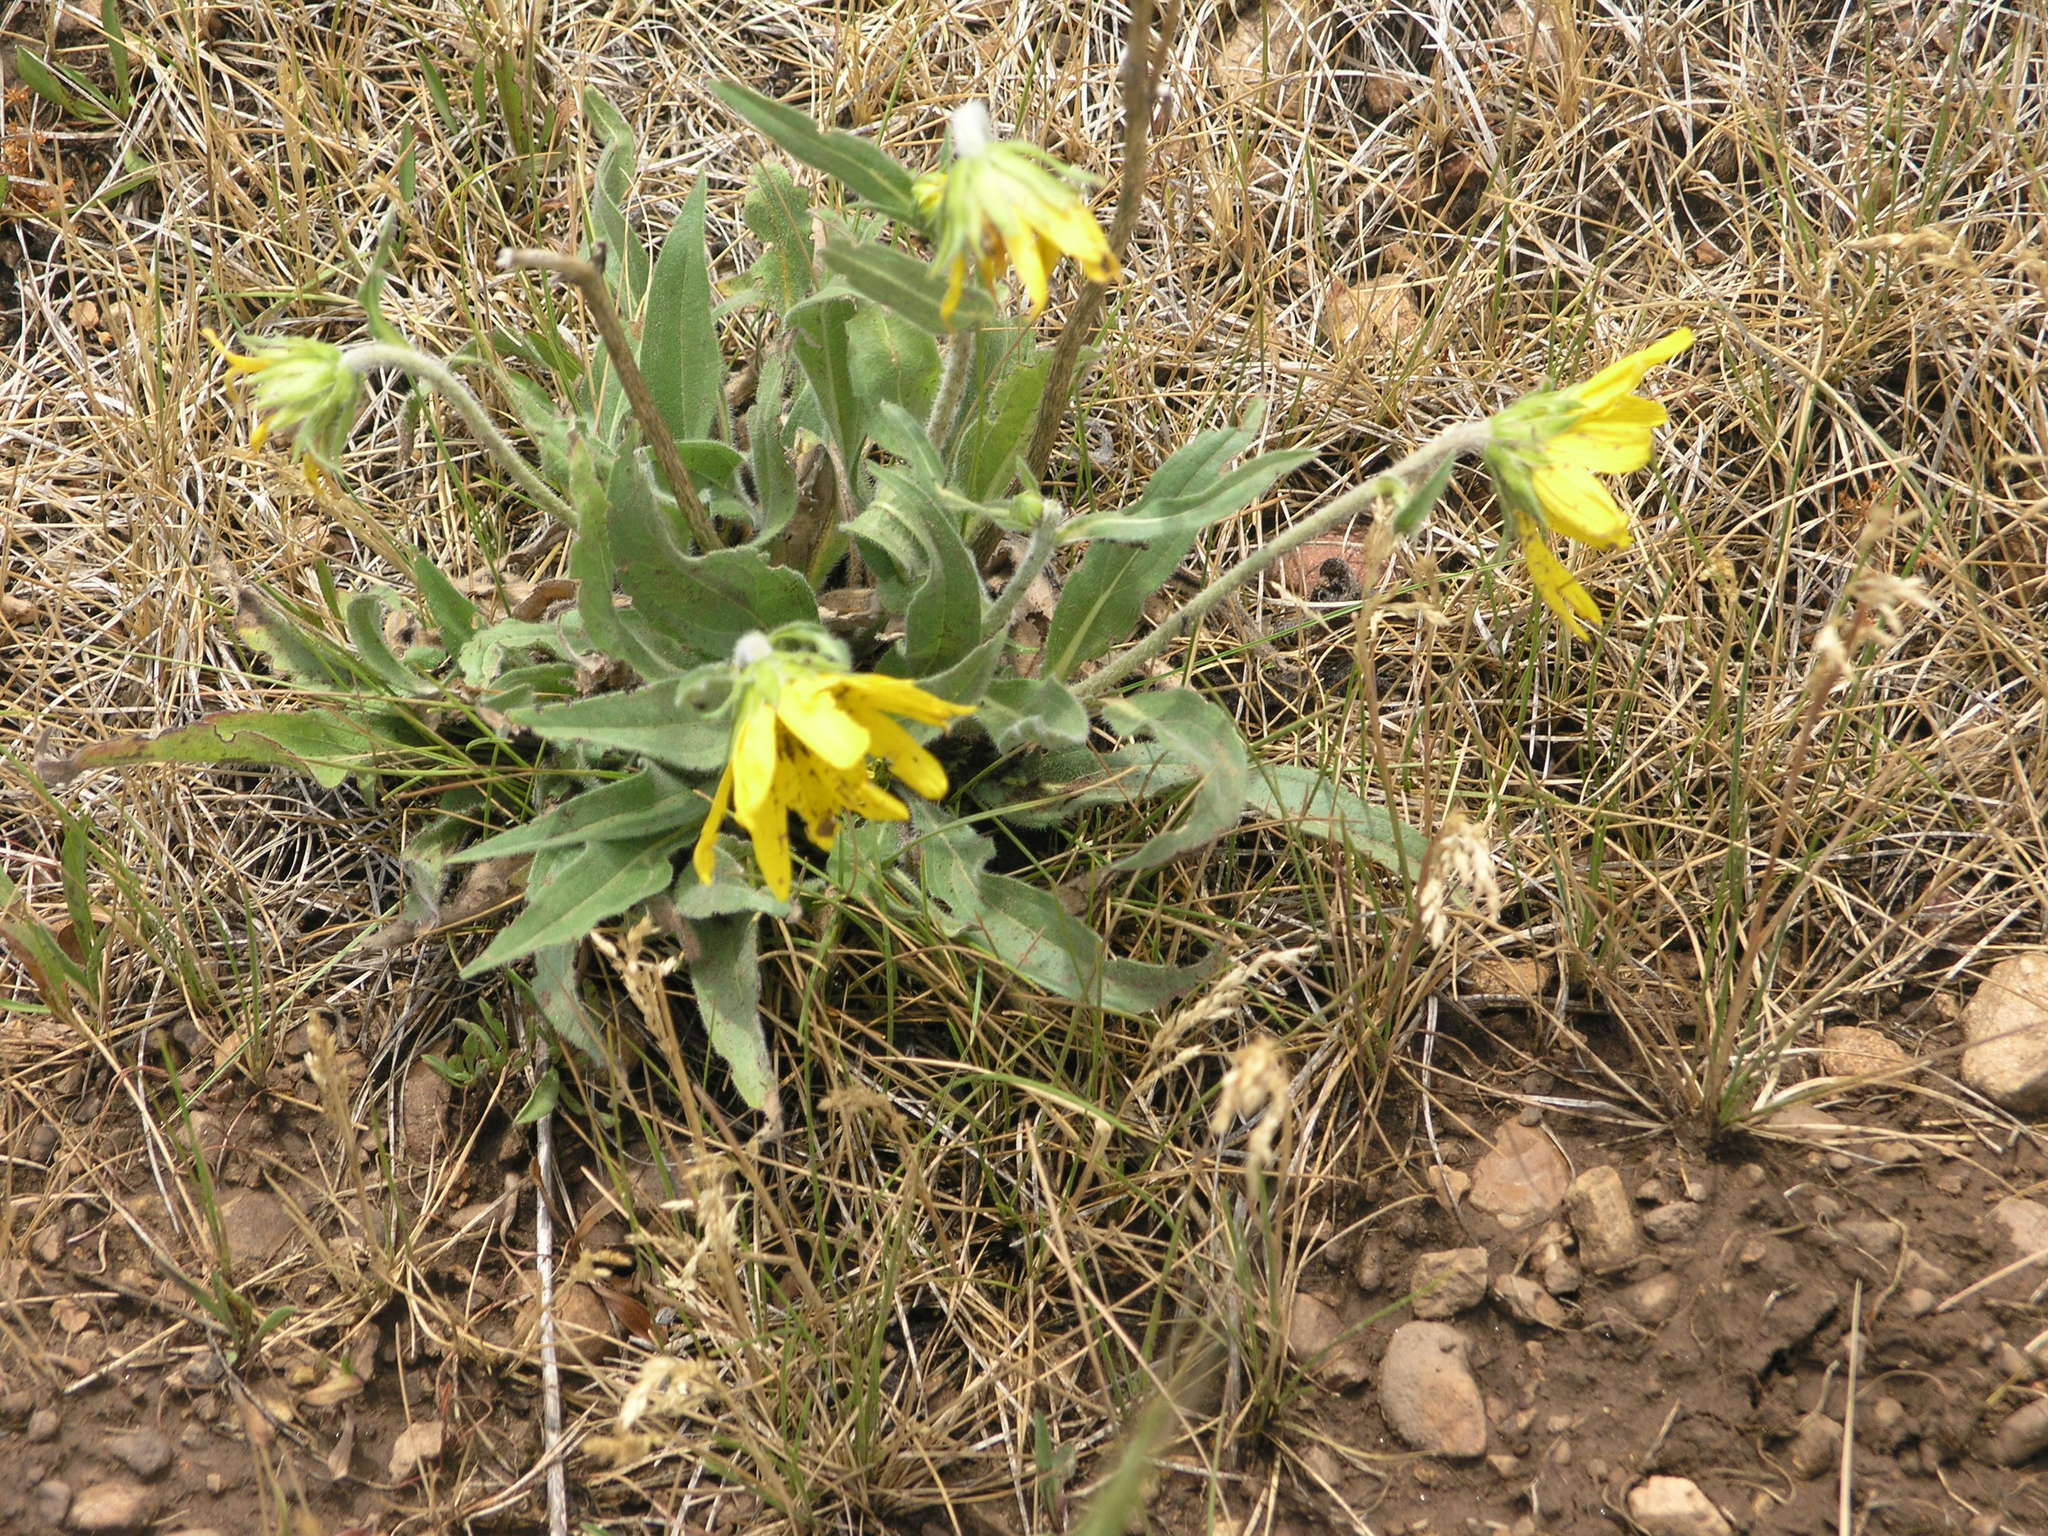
xmin=1416 ymin=812 xmax=1502 ymax=947
xmin=1211 ymin=1036 xmax=1291 ymax=1173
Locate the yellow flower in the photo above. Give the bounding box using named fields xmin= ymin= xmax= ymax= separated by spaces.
xmin=1484 ymin=327 xmax=1694 ymax=634
xmin=205 ymin=329 xmax=362 ymax=487
xmin=695 ymin=633 xmax=976 ymax=899
xmin=918 ymin=101 xmax=1121 ymax=323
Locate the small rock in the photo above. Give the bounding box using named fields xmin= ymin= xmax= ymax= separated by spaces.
xmin=105 ymin=1428 xmax=172 ymax=1480
xmin=65 ymin=1481 xmax=155 ymax=1535
xmin=27 ymin=1405 xmax=60 ymax=1442
xmin=1377 ymin=1321 xmax=1488 ymax=1458
xmin=1620 ymin=1272 xmax=1683 ymax=1325
xmin=1995 ymin=1342 xmax=2041 ymax=1381
xmin=1285 ymin=1291 xmax=1370 ymax=1390
xmin=1486 ymin=1452 xmax=1522 ymax=1478
xmin=1864 ymin=1396 xmax=1912 ymax=1452
xmin=1468 ymin=1122 xmax=1573 ymax=1232
xmin=1565 ymin=1166 xmax=1641 ymax=1272
xmin=387 ymin=1417 xmax=447 ymax=1481
xmin=1988 ymin=1398 xmax=2048 ymax=1466
xmin=1897 ymin=1287 xmax=1937 ymax=1318
xmin=1541 ymin=1255 xmax=1582 ymax=1295
xmin=1960 ymin=951 xmax=2048 ymax=1112
xmin=1626 ymin=1475 xmax=1735 ymax=1536
xmin=1820 ymin=1025 xmax=1911 ymax=1081
xmin=1351 ymin=1242 xmax=1384 ymax=1292
xmin=1989 ymin=1197 xmax=2048 ymax=1258
xmin=219 ymin=1190 xmax=302 ymax=1265
xmin=1463 ymin=958 xmax=1554 ymax=998
xmin=1635 ymin=1177 xmax=1670 ymax=1204
xmin=33 ymin=1479 xmax=72 ymax=1527
xmin=1835 ymin=1220 xmax=1901 ymax=1260
xmin=1786 ymin=1414 xmax=1838 ymax=1479
xmin=1492 ymin=1274 xmax=1569 ymax=1329
xmin=1410 ymin=1248 xmax=1489 ymax=1319
xmin=1426 ymin=1167 xmax=1472 ymax=1211
xmin=1641 ymin=1201 xmax=1705 ymax=1242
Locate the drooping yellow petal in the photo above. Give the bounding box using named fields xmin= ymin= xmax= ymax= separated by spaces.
xmin=1521 ymin=537 xmax=1603 ymax=638
xmin=1570 ymin=328 xmax=1695 ymax=412
xmin=773 ymin=675 xmax=870 ymax=771
xmin=846 ymin=705 xmax=950 ymax=801
xmin=728 ymin=696 xmax=781 ymax=824
xmin=1543 ymin=400 xmax=1667 ymax=475
xmin=1529 ymin=465 xmax=1632 ymax=547
xmin=693 ymin=761 xmax=737 ymax=885
xmin=835 ymin=672 xmax=976 ymax=727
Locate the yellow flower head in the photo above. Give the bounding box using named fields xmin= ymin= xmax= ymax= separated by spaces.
xmin=917 ymin=101 xmax=1121 ymax=324
xmin=205 ymin=329 xmax=363 ymax=487
xmin=695 ymin=632 xmax=976 ymax=899
xmin=1484 ymin=327 xmax=1694 ymax=635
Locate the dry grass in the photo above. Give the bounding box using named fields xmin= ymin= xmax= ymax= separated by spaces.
xmin=4 ymin=0 xmax=2047 ymax=1532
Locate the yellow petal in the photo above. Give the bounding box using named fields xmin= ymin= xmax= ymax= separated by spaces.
xmin=987 ymin=199 xmax=1052 ymax=313
xmin=728 ymin=697 xmax=781 ymax=823
xmin=1521 ymin=537 xmax=1602 ymax=638
xmin=834 ymin=673 xmax=975 ymax=727
xmin=732 ymin=748 xmax=794 ymax=899
xmin=1544 ymin=405 xmax=1664 ymax=475
xmin=774 ymin=675 xmax=870 ymax=771
xmin=693 ymin=762 xmax=736 ymax=885
xmin=1530 ymin=465 xmax=1632 ymax=547
xmin=1571 ymin=328 xmax=1694 ymax=412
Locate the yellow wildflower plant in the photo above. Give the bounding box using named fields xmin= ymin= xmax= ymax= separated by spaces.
xmin=1484 ymin=327 xmax=1695 ymax=635
xmin=205 ymin=329 xmax=363 ymax=487
xmin=916 ymin=101 xmax=1121 ymax=323
xmin=695 ymin=633 xmax=976 ymax=900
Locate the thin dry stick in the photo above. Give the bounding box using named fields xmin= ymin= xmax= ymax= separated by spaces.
xmin=516 ymin=1010 xmax=570 ymax=1536
xmin=499 ymin=248 xmax=721 ymax=552
xmin=1023 ymin=0 xmax=1172 ymax=478
xmin=1838 ymin=1281 xmax=1862 ymax=1536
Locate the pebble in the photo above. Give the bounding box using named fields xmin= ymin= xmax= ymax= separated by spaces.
xmin=1492 ymin=1274 xmax=1569 ymax=1330
xmin=33 ymin=1479 xmax=73 ymax=1527
xmin=27 ymin=1405 xmax=60 ymax=1442
xmin=1834 ymin=1220 xmax=1901 ymax=1260
xmin=1487 ymin=1452 xmax=1522 ymax=1477
xmin=1285 ymin=1291 xmax=1371 ymax=1390
xmin=1565 ymin=1166 xmax=1642 ymax=1271
xmin=218 ymin=1190 xmax=301 ymax=1264
xmin=1988 ymin=1398 xmax=2048 ymax=1465
xmin=1964 ymin=952 xmax=2048 ymax=1109
xmin=1377 ymin=1321 xmax=1488 ymax=1458
xmin=1642 ymin=1201 xmax=1705 ymax=1242
xmin=1995 ymin=1342 xmax=2040 ymax=1381
xmin=1410 ymin=1248 xmax=1489 ymax=1319
xmin=1626 ymin=1475 xmax=1735 ymax=1536
xmin=1426 ymin=1167 xmax=1472 ymax=1211
xmin=65 ymin=1481 xmax=156 ymax=1534
xmin=1467 ymin=1122 xmax=1572 ymax=1232
xmin=1786 ymin=1414 xmax=1838 ymax=1478
xmin=1620 ymin=1272 xmax=1683 ymax=1325
xmin=1989 ymin=1196 xmax=2048 ymax=1258
xmin=1820 ymin=1024 xmax=1910 ymax=1080
xmin=105 ymin=1428 xmax=173 ymax=1480
xmin=1864 ymin=1396 xmax=1912 ymax=1452
xmin=1896 ymin=1287 xmax=1937 ymax=1318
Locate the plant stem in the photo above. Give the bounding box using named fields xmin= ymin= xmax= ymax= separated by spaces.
xmin=1024 ymin=0 xmax=1172 ymax=478
xmin=344 ymin=342 xmax=580 ymax=530
xmin=928 ymin=328 xmax=977 ymax=450
xmin=497 ymin=247 xmax=723 ymax=553
xmin=981 ymin=518 xmax=1059 ymax=640
xmin=1073 ymin=421 xmax=1490 ymax=701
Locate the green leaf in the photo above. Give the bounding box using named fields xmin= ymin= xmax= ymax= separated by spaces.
xmin=1394 ymin=451 xmax=1461 ymax=536
xmin=46 ymin=710 xmax=422 ymax=791
xmin=820 ymin=241 xmax=995 ymax=335
xmin=670 ymin=846 xmax=792 ymax=918
xmin=609 ymin=454 xmax=817 ymax=658
xmin=1059 ymin=446 xmax=1314 ymax=545
xmin=746 ymin=351 xmax=797 ymax=544
xmin=343 ymin=591 xmax=438 ymax=698
xmin=455 ymin=767 xmax=709 ymax=862
xmin=1040 ymin=540 xmax=1182 ymax=683
xmin=914 ymin=816 xmax=1208 ymax=1015
xmin=531 ymin=939 xmax=606 ymax=1060
xmin=710 ymin=82 xmax=919 ymax=221
xmin=786 ymin=292 xmax=865 ymax=472
xmin=411 ymin=554 xmax=480 ymax=650
xmin=509 ymin=670 xmax=736 ymax=772
xmin=846 ymin=306 xmax=942 ymax=421
xmin=976 ymin=677 xmax=1091 ymax=752
xmin=512 ymin=1071 xmax=563 ymax=1124
xmin=685 ymin=913 xmax=774 ymax=1108
xmin=456 ymin=616 xmax=583 ymax=689
xmin=847 ymin=466 xmax=984 ymax=674
xmin=743 ymin=161 xmax=814 ymax=314
xmin=462 ymin=834 xmax=686 ymax=976
xmin=955 ymin=346 xmax=1053 ymax=499
xmin=1244 ymin=762 xmax=1429 ymax=878
xmin=643 ymin=179 xmax=724 ymax=444
xmin=583 ymin=89 xmax=651 ymax=313
xmin=1099 ymin=692 xmax=1251 ymax=872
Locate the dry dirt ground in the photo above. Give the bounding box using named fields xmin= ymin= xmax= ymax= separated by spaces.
xmin=5 ymin=1 xmax=2048 ymax=1534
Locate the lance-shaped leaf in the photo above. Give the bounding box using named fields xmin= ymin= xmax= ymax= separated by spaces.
xmin=508 ymin=670 xmax=736 ymax=773
xmin=847 ymin=463 xmax=984 ymax=675
xmin=454 ymin=767 xmax=709 ymax=863
xmin=914 ymin=816 xmax=1209 ymax=1015
xmin=1243 ymin=762 xmax=1429 ymax=878
xmin=642 ymin=178 xmax=725 ymax=445
xmin=1099 ymin=691 xmax=1250 ymax=872
xmin=821 ymin=240 xmax=995 ymax=335
xmin=975 ymin=676 xmax=1091 ymax=752
xmin=685 ymin=913 xmax=774 ymax=1108
xmin=711 ymin=82 xmax=919 ymax=222
xmin=461 ymin=833 xmax=687 ymax=976
xmin=43 ymin=709 xmax=424 ymax=791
